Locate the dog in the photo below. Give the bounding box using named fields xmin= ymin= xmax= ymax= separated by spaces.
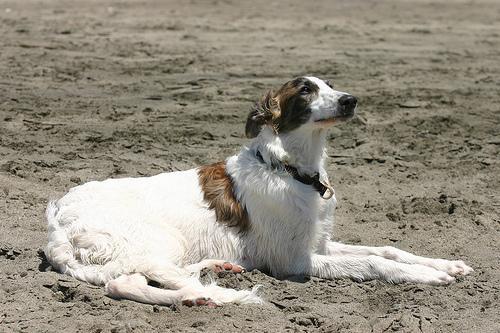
xmin=44 ymin=76 xmax=473 ymax=307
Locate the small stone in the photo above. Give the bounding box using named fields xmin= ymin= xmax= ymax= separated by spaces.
xmin=70 ymin=176 xmax=81 ymax=184
xmin=191 ymin=321 xmax=206 ymax=328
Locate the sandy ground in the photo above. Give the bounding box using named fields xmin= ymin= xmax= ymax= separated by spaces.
xmin=0 ymin=0 xmax=499 ymax=332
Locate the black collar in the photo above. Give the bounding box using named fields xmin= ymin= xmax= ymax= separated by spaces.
xmin=256 ymin=150 xmax=332 ymax=198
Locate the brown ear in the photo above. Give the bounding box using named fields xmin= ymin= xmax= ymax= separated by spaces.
xmin=245 ymin=89 xmax=277 ymax=138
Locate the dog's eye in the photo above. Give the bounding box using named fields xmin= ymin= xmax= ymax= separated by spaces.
xmin=300 ymin=86 xmax=310 ymax=95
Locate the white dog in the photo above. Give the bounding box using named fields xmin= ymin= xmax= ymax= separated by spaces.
xmin=45 ymin=76 xmax=473 ymax=307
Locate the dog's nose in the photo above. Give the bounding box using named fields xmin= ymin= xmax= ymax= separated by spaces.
xmin=339 ymin=95 xmax=358 ymax=108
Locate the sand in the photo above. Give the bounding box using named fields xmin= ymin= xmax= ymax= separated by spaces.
xmin=0 ymin=0 xmax=499 ymax=332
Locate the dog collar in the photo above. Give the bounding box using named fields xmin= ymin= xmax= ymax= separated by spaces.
xmin=255 ymin=150 xmax=334 ymax=200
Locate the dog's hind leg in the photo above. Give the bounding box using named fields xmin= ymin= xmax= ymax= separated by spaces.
xmin=125 ymin=261 xmax=262 ymax=306
xmin=325 ymin=242 xmax=473 ymax=277
xmin=105 ymin=273 xmax=218 ymax=307
xmin=106 ymin=273 xmax=182 ymax=305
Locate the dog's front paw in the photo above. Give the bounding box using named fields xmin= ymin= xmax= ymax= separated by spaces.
xmin=428 ymin=259 xmax=473 ymax=277
xmin=445 ymin=260 xmax=473 ymax=276
xmin=425 ymin=270 xmax=456 ymax=285
xmin=400 ymin=264 xmax=455 ymax=285
xmin=416 ymin=267 xmax=455 ymax=286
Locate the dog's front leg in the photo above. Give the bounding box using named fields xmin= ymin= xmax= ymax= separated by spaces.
xmin=307 ymin=254 xmax=455 ymax=285
xmin=325 ymin=242 xmax=473 ymax=277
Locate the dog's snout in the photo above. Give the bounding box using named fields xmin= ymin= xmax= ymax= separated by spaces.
xmin=338 ymin=95 xmax=357 ymax=118
xmin=339 ymin=95 xmax=357 ymax=108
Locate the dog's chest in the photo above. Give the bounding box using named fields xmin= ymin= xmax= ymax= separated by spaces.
xmin=226 ymin=153 xmax=336 ymax=273
xmin=242 ymin=185 xmax=333 ymax=274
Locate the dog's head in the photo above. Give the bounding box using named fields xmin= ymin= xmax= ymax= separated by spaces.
xmin=245 ymin=76 xmax=357 ymax=138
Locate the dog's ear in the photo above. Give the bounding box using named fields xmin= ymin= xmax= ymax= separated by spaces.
xmin=245 ymin=89 xmax=277 ymax=138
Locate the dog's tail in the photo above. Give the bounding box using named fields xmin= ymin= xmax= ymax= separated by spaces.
xmin=44 ymin=201 xmax=123 ymax=285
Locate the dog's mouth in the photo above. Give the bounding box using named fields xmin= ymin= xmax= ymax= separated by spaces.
xmin=315 ymin=110 xmax=355 ymax=124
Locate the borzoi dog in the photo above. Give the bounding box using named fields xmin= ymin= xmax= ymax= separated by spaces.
xmin=44 ymin=76 xmax=472 ymax=306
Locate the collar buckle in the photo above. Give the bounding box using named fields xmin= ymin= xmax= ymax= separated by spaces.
xmin=320 ymin=182 xmax=335 ymax=200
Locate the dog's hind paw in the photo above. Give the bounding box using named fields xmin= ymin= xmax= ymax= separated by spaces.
xmin=185 ymin=259 xmax=246 ymax=275
xmin=214 ymin=262 xmax=245 ymax=274
xmin=182 ymin=297 xmax=219 ymax=308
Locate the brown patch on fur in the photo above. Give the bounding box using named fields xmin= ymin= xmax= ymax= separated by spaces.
xmin=198 ymin=161 xmax=249 ymax=231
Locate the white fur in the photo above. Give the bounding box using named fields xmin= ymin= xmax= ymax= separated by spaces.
xmin=44 ymin=76 xmax=472 ymax=306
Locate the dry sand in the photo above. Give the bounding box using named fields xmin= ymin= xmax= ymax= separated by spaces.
xmin=0 ymin=0 xmax=499 ymax=332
